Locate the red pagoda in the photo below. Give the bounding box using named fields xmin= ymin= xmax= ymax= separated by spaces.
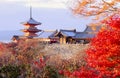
xmin=21 ymin=7 xmax=41 ymax=38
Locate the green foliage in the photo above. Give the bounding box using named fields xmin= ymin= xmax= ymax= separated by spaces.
xmin=45 ymin=65 xmax=59 ymax=78
xmin=0 ymin=65 xmax=22 ymax=78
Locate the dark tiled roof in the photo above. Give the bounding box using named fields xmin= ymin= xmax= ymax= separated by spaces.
xmin=84 ymin=25 xmax=101 ymax=33
xmin=73 ymin=25 xmax=101 ymax=39
xmin=22 ymin=18 xmax=41 ymax=25
xmin=49 ymin=30 xmax=58 ymax=38
xmin=37 ymin=26 xmax=101 ymax=39
xmin=38 ymin=30 xmax=57 ymax=38
xmin=74 ymin=32 xmax=95 ymax=39
xmin=59 ymin=29 xmax=76 ymax=37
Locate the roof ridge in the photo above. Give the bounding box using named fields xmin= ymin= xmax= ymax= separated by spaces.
xmin=60 ymin=29 xmax=76 ymax=32
xmin=43 ymin=30 xmax=57 ymax=32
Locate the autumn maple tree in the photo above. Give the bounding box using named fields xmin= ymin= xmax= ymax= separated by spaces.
xmin=86 ymin=14 xmax=120 ymax=77
xmin=58 ymin=13 xmax=120 ymax=78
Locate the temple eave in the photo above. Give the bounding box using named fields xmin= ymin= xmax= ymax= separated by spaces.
xmin=21 ymin=29 xmax=40 ymax=33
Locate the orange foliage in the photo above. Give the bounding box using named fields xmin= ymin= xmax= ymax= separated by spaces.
xmin=70 ymin=0 xmax=120 ymax=19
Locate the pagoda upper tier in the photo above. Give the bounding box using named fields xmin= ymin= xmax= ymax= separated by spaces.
xmin=21 ymin=18 xmax=41 ymax=38
xmin=22 ymin=18 xmax=41 ymax=25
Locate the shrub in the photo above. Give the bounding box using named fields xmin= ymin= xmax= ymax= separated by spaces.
xmin=0 ymin=65 xmax=23 ymax=78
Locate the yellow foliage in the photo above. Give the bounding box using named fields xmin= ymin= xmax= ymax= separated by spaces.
xmin=102 ymin=5 xmax=109 ymax=10
xmin=90 ymin=5 xmax=99 ymax=8
xmin=80 ymin=1 xmax=88 ymax=6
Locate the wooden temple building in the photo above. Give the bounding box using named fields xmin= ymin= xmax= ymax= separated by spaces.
xmin=47 ymin=25 xmax=102 ymax=44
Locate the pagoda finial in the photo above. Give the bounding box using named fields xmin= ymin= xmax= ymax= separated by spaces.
xmin=30 ymin=5 xmax=32 ymax=19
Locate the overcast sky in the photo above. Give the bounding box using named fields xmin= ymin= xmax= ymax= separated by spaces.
xmin=0 ymin=0 xmax=92 ymax=31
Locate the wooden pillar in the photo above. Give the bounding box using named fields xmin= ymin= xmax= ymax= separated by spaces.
xmin=63 ymin=37 xmax=66 ymax=44
xmin=60 ymin=37 xmax=62 ymax=44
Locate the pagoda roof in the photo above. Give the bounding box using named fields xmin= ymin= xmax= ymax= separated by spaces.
xmin=22 ymin=28 xmax=41 ymax=32
xmin=22 ymin=18 xmax=41 ymax=25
